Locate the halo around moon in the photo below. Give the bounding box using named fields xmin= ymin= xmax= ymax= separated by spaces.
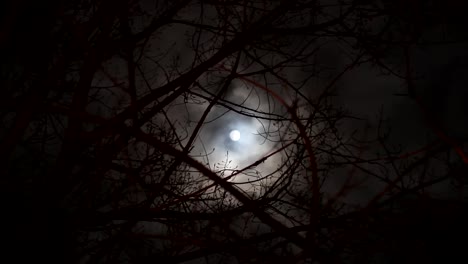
xmin=229 ymin=130 xmax=241 ymax=141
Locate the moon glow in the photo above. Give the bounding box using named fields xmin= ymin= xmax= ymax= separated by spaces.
xmin=229 ymin=130 xmax=241 ymax=141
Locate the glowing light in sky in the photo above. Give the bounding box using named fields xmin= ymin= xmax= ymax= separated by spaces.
xmin=229 ymin=130 xmax=241 ymax=141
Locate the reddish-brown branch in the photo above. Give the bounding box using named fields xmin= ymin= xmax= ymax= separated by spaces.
xmin=133 ymin=128 xmax=310 ymax=250
xmin=403 ymin=46 xmax=468 ymax=164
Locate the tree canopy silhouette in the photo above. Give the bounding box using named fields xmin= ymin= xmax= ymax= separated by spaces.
xmin=1 ymin=0 xmax=468 ymax=263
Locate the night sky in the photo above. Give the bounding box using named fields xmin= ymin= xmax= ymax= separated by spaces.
xmin=1 ymin=0 xmax=468 ymax=263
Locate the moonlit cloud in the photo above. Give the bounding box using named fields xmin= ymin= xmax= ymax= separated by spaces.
xmin=166 ymin=80 xmax=292 ymax=194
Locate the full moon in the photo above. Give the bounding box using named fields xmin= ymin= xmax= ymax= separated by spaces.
xmin=229 ymin=130 xmax=241 ymax=141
